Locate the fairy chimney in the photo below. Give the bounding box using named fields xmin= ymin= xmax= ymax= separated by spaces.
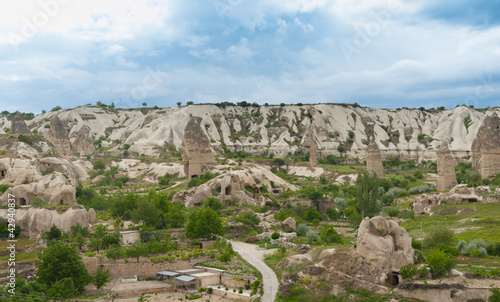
xmin=366 ymin=140 xmax=384 ymax=178
xmin=471 ymin=113 xmax=500 ymax=178
xmin=47 ymin=115 xmax=71 ymax=158
xmin=181 ymin=117 xmax=214 ymax=179
xmin=304 ymin=128 xmax=319 ymax=167
xmin=73 ymin=125 xmax=95 ymax=156
xmin=11 ymin=113 xmax=31 ymax=134
xmin=436 ymin=142 xmax=457 ymax=191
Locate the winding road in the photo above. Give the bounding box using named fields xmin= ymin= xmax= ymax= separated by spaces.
xmin=230 ymin=241 xmax=279 ymax=302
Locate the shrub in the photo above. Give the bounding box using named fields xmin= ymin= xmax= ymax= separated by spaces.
xmin=456 ymin=238 xmax=487 ymax=256
xmin=296 ymin=223 xmax=309 ymax=236
xmin=490 ymin=288 xmax=500 ymax=302
xmin=320 ymin=226 xmax=343 ymax=245
xmin=408 ymin=184 xmax=435 ymax=195
xmin=306 ymin=231 xmax=319 ymax=244
xmin=326 ymin=208 xmax=339 ymax=220
xmin=303 ymin=206 xmax=322 ymax=222
xmin=426 ymin=248 xmax=455 ymax=278
xmin=271 ymin=232 xmax=280 ymax=240
xmin=425 ymin=226 xmax=454 ymax=248
xmin=207 ymin=287 xmax=213 ymax=294
xmin=385 ymin=206 xmax=399 ymax=217
xmin=400 ymin=265 xmax=428 ymax=280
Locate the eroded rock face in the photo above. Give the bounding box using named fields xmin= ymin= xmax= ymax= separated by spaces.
xmin=11 ymin=113 xmax=31 ymax=134
xmin=471 ymin=113 xmax=500 ymax=178
xmin=436 ymin=143 xmax=457 ymax=191
xmin=413 ymin=193 xmax=445 ymax=215
xmin=0 ymin=173 xmax=76 ymax=206
xmin=47 ymin=115 xmax=71 ymax=158
xmin=0 ymin=207 xmax=91 ymax=239
xmin=181 ymin=117 xmax=214 ymax=179
xmin=356 ymin=216 xmax=414 ymax=270
xmin=73 ymin=125 xmax=95 ymax=156
xmin=303 ymin=128 xmax=319 ymax=167
xmin=366 ymin=140 xmax=384 ymax=178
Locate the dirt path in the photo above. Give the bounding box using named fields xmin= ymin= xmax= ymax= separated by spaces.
xmin=230 ymin=241 xmax=279 ymax=302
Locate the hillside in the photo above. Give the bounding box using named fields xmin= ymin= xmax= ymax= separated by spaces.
xmin=1 ymin=104 xmax=498 ymax=161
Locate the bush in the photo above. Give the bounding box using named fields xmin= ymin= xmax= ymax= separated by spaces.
xmin=490 ymin=288 xmax=500 ymax=302
xmin=425 ymin=226 xmax=454 ymax=248
xmin=271 ymin=232 xmax=280 ymax=240
xmin=457 ymin=239 xmax=488 ymax=256
xmin=426 ymin=248 xmax=455 ymax=278
xmin=384 ymin=206 xmax=399 ymax=217
xmin=303 ymin=206 xmax=322 ymax=222
xmin=486 ymin=242 xmax=500 ymax=257
xmin=320 ymin=226 xmax=343 ymax=245
xmin=296 ymin=223 xmax=309 ymax=236
xmin=306 ymin=231 xmax=319 ymax=244
xmin=400 ymin=265 xmax=428 ymax=280
xmin=326 ymin=208 xmax=339 ymax=220
xmin=207 ymin=287 xmax=213 ymax=294
xmin=408 ymin=184 xmax=435 ymax=195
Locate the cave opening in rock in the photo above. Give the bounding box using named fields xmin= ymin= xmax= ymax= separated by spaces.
xmin=387 ymin=271 xmax=400 ymax=286
xmin=19 ymin=198 xmax=26 ymax=206
xmin=0 ymin=170 xmax=5 ymax=177
xmin=225 ymin=186 xmax=231 ymax=195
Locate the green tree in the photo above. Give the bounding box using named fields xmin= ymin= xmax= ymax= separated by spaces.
xmin=36 ymin=241 xmax=91 ymax=295
xmin=142 ymin=102 xmax=147 ymax=107
xmin=50 ymin=106 xmax=62 ymax=112
xmin=126 ymin=243 xmax=149 ymax=262
xmin=204 ymin=197 xmax=223 ymax=213
xmin=131 ymin=199 xmax=162 ymax=227
xmin=75 ymin=233 xmax=86 ymax=250
xmin=237 ymin=212 xmax=260 ymax=229
xmin=186 ymin=101 xmax=194 ymax=105
xmin=320 ymin=226 xmax=344 ymax=245
xmin=185 ymin=207 xmax=224 ymax=239
xmin=426 ymin=248 xmax=455 ymax=278
xmin=356 ymin=171 xmax=380 ymax=218
xmin=47 ymin=278 xmax=76 ymax=299
xmin=177 ymin=102 xmax=182 ymax=107
xmin=93 ymin=265 xmax=111 ymax=289
xmin=490 ymin=288 xmax=500 ymax=302
xmin=303 ymin=206 xmax=322 ymax=222
xmin=164 ymin=204 xmax=186 ymax=228
xmin=46 ymin=224 xmax=62 ymax=242
xmin=93 ymin=159 xmax=106 ymax=170
xmin=106 ymin=246 xmax=123 ymax=262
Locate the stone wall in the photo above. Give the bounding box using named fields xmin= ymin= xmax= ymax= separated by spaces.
xmin=83 ymin=256 xmax=212 ymax=278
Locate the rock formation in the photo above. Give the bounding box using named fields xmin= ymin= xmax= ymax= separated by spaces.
xmin=47 ymin=115 xmax=71 ymax=158
xmin=73 ymin=125 xmax=95 ymax=156
xmin=0 ymin=173 xmax=76 ymax=206
xmin=11 ymin=113 xmax=31 ymax=134
xmin=281 ymin=217 xmax=296 ymax=231
xmin=0 ymin=206 xmax=92 ymax=239
xmin=356 ymin=216 xmax=414 ymax=270
xmin=366 ymin=140 xmax=384 ymax=178
xmin=304 ymin=128 xmax=319 ymax=167
xmin=436 ymin=142 xmax=457 ymax=191
xmin=181 ymin=117 xmax=214 ymax=179
xmin=471 ymin=113 xmax=500 ymax=178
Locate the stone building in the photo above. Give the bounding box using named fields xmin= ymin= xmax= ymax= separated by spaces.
xmin=181 ymin=117 xmax=214 ymax=179
xmin=471 ymin=113 xmax=500 ymax=178
xmin=436 ymin=142 xmax=457 ymax=191
xmin=119 ymin=230 xmax=140 ymax=246
xmin=47 ymin=115 xmax=71 ymax=158
xmin=11 ymin=113 xmax=31 ymax=134
xmin=73 ymin=125 xmax=95 ymax=156
xmin=366 ymin=140 xmax=384 ymax=178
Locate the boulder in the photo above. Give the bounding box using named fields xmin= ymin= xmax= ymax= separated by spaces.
xmin=296 ymin=244 xmax=311 ymax=254
xmin=264 ymin=215 xmax=275 ymax=223
xmin=244 ymin=236 xmax=259 ymax=243
xmin=88 ymin=208 xmax=97 ymax=223
xmin=257 ymin=232 xmax=271 ymax=240
xmin=186 ymin=184 xmax=212 ymax=207
xmin=356 ymin=216 xmax=414 ymax=270
xmin=282 ymin=217 xmax=296 ymax=231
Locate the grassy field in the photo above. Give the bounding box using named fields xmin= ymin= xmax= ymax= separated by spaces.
xmin=400 ymin=202 xmax=500 ymax=244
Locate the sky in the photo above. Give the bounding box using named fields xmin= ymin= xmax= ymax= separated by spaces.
xmin=0 ymin=0 xmax=499 ymax=113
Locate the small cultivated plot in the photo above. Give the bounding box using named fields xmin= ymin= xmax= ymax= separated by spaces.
xmin=0 ymin=238 xmax=42 ymax=264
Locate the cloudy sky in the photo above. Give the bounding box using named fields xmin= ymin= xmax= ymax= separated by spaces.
xmin=1 ymin=0 xmax=499 ymax=113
